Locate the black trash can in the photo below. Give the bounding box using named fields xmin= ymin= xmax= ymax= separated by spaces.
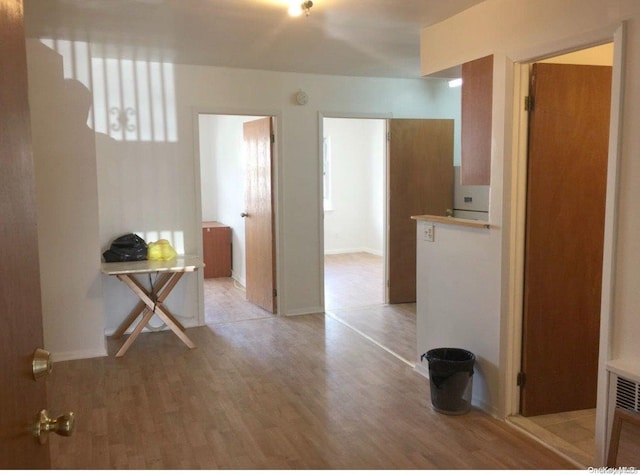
xmin=421 ymin=348 xmax=475 ymax=415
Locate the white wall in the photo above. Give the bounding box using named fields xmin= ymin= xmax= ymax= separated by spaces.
xmin=25 ymin=36 xmax=461 ymax=354
xmin=26 ymin=41 xmax=107 ymax=361
xmin=541 ymin=43 xmax=613 ymax=66
xmin=416 ymin=222 xmax=497 ymax=414
xmin=418 ymin=0 xmax=640 ymax=462
xmin=323 ymin=118 xmax=385 ymax=255
xmin=199 ymin=114 xmax=255 ymax=285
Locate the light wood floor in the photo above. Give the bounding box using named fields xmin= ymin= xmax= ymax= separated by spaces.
xmin=510 ymin=409 xmax=596 ymax=467
xmin=204 ymin=277 xmax=273 ymax=326
xmin=324 ymin=252 xmax=417 ymax=364
xmin=204 ymin=252 xmax=417 ymax=364
xmin=322 ymin=253 xmax=593 ymax=466
xmin=48 ymin=316 xmax=574 ymax=469
xmin=324 ymin=252 xmax=384 ymax=310
xmin=46 ymin=254 xmax=576 ymax=468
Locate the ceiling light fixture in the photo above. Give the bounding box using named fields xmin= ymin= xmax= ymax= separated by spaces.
xmin=288 ymin=0 xmax=313 ymax=17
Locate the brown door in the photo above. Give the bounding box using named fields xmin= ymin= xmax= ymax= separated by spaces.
xmin=521 ymin=63 xmax=612 ymax=416
xmin=0 ymin=0 xmax=51 ymax=468
xmin=461 ymin=54 xmax=493 ymax=185
xmin=243 ymin=117 xmax=277 ymax=313
xmin=387 ymin=119 xmax=454 ymax=303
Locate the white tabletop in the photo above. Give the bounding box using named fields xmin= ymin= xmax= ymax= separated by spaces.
xmin=101 ymin=255 xmax=203 ymax=275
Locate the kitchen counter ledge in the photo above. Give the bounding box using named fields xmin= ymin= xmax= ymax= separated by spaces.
xmin=411 ymin=214 xmax=490 ymax=229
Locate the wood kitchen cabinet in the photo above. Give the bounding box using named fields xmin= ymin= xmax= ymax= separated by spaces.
xmin=202 ymin=222 xmax=231 ymax=278
xmin=461 ymin=54 xmax=493 ymax=185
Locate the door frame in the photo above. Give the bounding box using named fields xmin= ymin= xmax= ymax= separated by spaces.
xmin=192 ymin=108 xmax=283 ymax=321
xmin=505 ymin=24 xmax=625 ymax=463
xmin=317 ymin=111 xmax=392 ymax=310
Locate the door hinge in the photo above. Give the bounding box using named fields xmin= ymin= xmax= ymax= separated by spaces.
xmin=524 ymin=95 xmax=534 ymax=111
xmin=270 ymin=133 xmax=275 ymax=144
xmin=386 ymin=131 xmax=391 ymax=141
xmin=273 ymin=289 xmax=277 ymax=298
xmin=517 ymin=372 xmax=526 ymax=387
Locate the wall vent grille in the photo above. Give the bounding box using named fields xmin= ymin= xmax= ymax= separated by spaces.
xmin=615 ymin=376 xmax=640 ymax=412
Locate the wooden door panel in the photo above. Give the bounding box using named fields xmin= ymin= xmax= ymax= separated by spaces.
xmin=388 ymin=119 xmax=453 ymax=303
xmin=521 ymin=63 xmax=611 ymax=416
xmin=243 ymin=117 xmax=276 ymax=313
xmin=461 ymin=54 xmax=493 ymax=185
xmin=0 ymin=0 xmax=50 ymax=468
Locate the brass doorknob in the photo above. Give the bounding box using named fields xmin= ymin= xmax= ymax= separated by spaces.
xmin=34 ymin=409 xmax=75 ymax=444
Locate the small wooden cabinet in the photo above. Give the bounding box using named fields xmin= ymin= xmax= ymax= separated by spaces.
xmin=461 ymin=54 xmax=493 ymax=185
xmin=202 ymin=222 xmax=231 ymax=278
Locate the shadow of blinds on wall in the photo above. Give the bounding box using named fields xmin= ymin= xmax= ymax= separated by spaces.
xmin=39 ymin=39 xmax=177 ymax=143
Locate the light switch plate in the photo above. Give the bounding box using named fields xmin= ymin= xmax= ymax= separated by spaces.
xmin=423 ymin=223 xmax=434 ymax=242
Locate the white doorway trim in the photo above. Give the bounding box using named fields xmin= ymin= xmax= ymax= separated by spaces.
xmin=317 ymin=111 xmax=392 ymax=311
xmin=191 ymin=107 xmax=283 ymax=322
xmin=504 ymin=23 xmax=625 ymax=465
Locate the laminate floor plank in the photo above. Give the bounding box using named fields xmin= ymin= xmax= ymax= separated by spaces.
xmin=49 ymin=315 xmax=573 ymax=469
xmin=324 ymin=252 xmax=384 ymax=310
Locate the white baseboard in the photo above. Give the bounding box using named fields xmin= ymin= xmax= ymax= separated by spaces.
xmin=104 ymin=315 xmax=199 ymax=337
xmin=231 ymin=273 xmax=246 ymax=287
xmin=474 ymin=398 xmax=498 ymax=417
xmin=52 ymin=346 xmax=108 ymax=363
xmin=414 ymin=360 xmax=430 ymax=379
xmin=324 ymin=248 xmax=382 ymax=256
xmin=285 ymin=306 xmax=324 ymax=316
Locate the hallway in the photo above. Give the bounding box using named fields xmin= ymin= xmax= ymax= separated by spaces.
xmin=48 ymin=316 xmax=573 ymax=469
xmin=323 ymin=252 xmax=417 ymax=364
xmin=204 ymin=252 xmax=417 ymax=364
xmin=204 ymin=252 xmax=591 ymax=467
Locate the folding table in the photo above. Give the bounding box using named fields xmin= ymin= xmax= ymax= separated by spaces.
xmin=101 ymin=255 xmax=203 ymax=357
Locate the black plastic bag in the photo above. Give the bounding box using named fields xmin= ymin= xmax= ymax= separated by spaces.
xmin=102 ymin=233 xmax=148 ymax=262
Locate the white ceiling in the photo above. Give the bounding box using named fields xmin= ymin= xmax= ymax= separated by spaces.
xmin=23 ymin=0 xmax=483 ymax=78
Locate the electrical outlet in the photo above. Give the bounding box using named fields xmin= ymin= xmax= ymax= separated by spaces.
xmin=423 ymin=223 xmax=434 ymax=242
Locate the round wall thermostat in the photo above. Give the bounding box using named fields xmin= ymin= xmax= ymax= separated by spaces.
xmin=295 ymin=90 xmax=308 ymax=105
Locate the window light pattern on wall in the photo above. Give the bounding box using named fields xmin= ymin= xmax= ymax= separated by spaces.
xmin=135 ymin=230 xmax=185 ymax=255
xmin=40 ymin=39 xmax=178 ymax=143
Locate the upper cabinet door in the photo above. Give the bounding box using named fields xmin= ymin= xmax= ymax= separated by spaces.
xmin=461 ymin=54 xmax=493 ymax=186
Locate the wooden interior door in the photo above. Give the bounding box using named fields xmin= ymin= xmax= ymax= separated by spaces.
xmin=521 ymin=63 xmax=612 ymax=416
xmin=0 ymin=0 xmax=51 ymax=468
xmin=387 ymin=119 xmax=454 ymax=303
xmin=243 ymin=117 xmax=276 ymax=313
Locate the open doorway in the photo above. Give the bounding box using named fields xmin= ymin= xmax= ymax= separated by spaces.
xmin=509 ymin=43 xmax=614 ymax=467
xmin=321 ymin=116 xmax=455 ymax=364
xmin=198 ymin=113 xmax=277 ymax=325
xmin=322 ymin=117 xmax=386 ymax=310
xmin=321 ymin=117 xmax=419 ymax=364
